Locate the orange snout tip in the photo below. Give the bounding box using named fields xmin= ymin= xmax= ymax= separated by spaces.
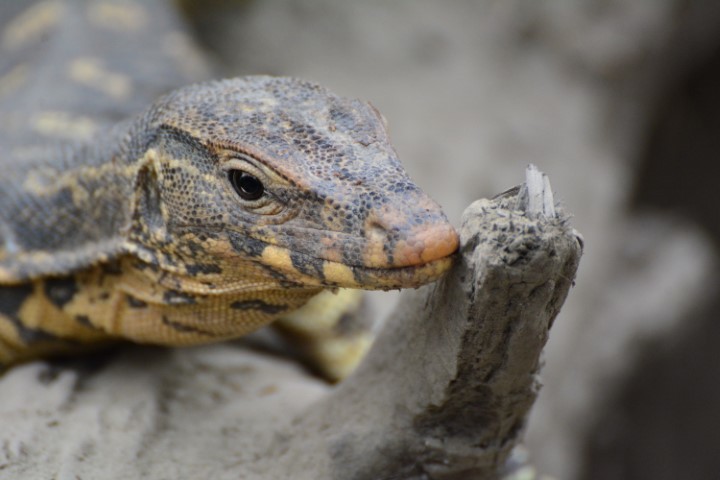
xmin=420 ymin=224 xmax=459 ymax=263
xmin=392 ymin=223 xmax=459 ymax=267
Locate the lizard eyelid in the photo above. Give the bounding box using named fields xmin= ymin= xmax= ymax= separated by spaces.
xmin=222 ymin=156 xmax=287 ymax=216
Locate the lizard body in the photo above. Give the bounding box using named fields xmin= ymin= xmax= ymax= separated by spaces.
xmin=0 ymin=2 xmax=458 ymax=371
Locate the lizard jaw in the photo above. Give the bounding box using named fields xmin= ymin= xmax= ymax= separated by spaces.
xmin=258 ymin=243 xmax=456 ymax=291
xmin=218 ymin=217 xmax=461 ymax=290
xmin=322 ymin=254 xmax=456 ymax=290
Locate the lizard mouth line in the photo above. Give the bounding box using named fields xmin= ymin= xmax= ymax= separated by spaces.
xmin=258 ymin=243 xmax=456 ymax=290
xmin=338 ymin=256 xmax=455 ymax=290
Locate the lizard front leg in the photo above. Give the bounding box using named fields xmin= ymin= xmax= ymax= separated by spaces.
xmin=272 ymin=289 xmax=375 ymax=382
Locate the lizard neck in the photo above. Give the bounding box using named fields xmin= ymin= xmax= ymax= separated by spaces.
xmin=0 ymin=117 xmax=154 ymax=281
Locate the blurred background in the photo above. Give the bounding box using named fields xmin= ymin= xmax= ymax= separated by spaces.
xmin=173 ymin=1 xmax=720 ymax=478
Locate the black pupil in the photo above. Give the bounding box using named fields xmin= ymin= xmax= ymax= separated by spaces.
xmin=230 ymin=170 xmax=264 ymax=200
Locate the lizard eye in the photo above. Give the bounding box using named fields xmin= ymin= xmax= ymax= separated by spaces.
xmin=229 ymin=169 xmax=265 ymax=201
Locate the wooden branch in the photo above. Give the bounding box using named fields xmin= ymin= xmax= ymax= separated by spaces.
xmin=261 ymin=166 xmax=583 ymax=479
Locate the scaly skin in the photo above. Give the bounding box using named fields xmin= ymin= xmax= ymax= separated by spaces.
xmin=0 ymin=76 xmax=459 ymax=366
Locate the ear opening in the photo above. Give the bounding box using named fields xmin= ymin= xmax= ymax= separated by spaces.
xmin=130 ymin=157 xmax=167 ymax=242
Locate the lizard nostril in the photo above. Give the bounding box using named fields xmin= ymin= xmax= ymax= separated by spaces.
xmin=366 ymin=218 xmax=390 ymax=237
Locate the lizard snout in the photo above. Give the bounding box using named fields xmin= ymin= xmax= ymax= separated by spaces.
xmin=363 ymin=207 xmax=459 ymax=269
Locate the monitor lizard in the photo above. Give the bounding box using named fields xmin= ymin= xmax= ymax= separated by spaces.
xmin=0 ymin=1 xmax=459 ymax=379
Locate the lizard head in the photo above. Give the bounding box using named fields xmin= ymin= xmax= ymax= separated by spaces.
xmin=132 ymin=76 xmax=458 ymax=290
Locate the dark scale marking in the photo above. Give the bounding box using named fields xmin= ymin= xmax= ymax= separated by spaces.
xmin=127 ymin=296 xmax=148 ymax=308
xmin=382 ymin=235 xmax=398 ymax=266
xmin=228 ymin=233 xmax=266 ymax=258
xmin=186 ymin=263 xmax=222 ymax=276
xmin=341 ymin=243 xmax=365 ymax=269
xmin=161 ymin=315 xmax=214 ymax=337
xmin=132 ymin=259 xmax=160 ymax=272
xmin=100 ymin=261 xmax=123 ymax=276
xmin=230 ymin=300 xmax=288 ymax=315
xmin=74 ymin=314 xmax=101 ymax=330
xmin=0 ymin=285 xmax=58 ymax=344
xmin=44 ymin=277 xmax=79 ymax=309
xmin=162 ymin=252 xmax=177 ymax=268
xmin=256 ymin=262 xmax=305 ymax=288
xmin=289 ymin=251 xmax=325 ymax=280
xmin=162 ymin=290 xmax=197 ymax=305
xmin=350 ymin=264 xmax=369 ymax=286
xmin=180 ymin=239 xmax=210 ymax=257
xmin=0 ymin=284 xmax=32 ymax=319
xmin=11 ymin=187 xmax=82 ymax=252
